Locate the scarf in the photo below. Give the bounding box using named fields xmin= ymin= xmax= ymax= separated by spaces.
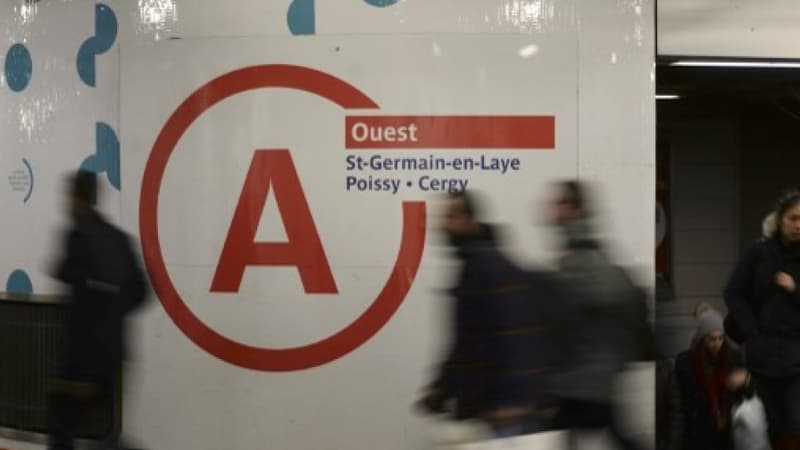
xmin=691 ymin=343 xmax=730 ymax=431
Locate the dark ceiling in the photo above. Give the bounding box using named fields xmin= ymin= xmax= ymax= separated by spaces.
xmin=656 ymin=61 xmax=800 ymax=123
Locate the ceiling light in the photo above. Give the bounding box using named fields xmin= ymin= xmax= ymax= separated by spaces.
xmin=671 ymin=60 xmax=800 ymax=69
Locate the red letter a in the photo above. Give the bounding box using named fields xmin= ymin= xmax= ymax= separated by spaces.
xmin=210 ymin=150 xmax=337 ymax=294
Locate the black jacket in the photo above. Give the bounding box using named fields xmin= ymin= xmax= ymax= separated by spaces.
xmin=432 ymin=226 xmax=562 ymax=419
xmin=724 ymin=237 xmax=800 ymax=377
xmin=56 ymin=211 xmax=148 ymax=380
xmin=669 ymin=344 xmax=743 ymax=450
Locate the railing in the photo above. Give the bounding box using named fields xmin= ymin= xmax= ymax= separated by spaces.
xmin=0 ymin=294 xmax=119 ymax=444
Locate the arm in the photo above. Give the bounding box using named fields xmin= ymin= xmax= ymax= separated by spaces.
xmin=775 ymin=271 xmax=800 ymax=302
xmin=724 ymin=243 xmax=762 ymax=341
xmin=484 ymin=284 xmax=537 ymax=410
xmin=478 ymin=253 xmax=544 ymax=411
xmin=120 ymin=238 xmax=149 ymax=314
xmin=418 ymin=296 xmax=458 ymax=414
xmin=428 ymin=344 xmax=451 ymax=393
xmin=726 ymin=346 xmax=755 ymax=393
xmin=99 ymin=235 xmax=150 ymax=324
xmin=56 ymin=230 xmax=89 ymax=285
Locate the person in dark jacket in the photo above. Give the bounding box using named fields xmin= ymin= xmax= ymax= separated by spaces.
xmin=417 ymin=191 xmax=559 ymax=438
xmin=725 ymin=190 xmax=800 ymax=450
xmin=668 ymin=306 xmax=748 ymax=450
xmin=547 ymin=180 xmax=649 ymax=450
xmin=48 ymin=171 xmax=148 ymax=450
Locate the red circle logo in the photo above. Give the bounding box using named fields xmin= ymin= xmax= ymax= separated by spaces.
xmin=140 ymin=65 xmax=426 ymax=371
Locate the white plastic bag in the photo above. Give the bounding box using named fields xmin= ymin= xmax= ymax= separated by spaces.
xmin=731 ymin=395 xmax=771 ymax=450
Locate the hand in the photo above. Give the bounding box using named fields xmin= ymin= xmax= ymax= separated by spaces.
xmin=726 ymin=369 xmax=750 ymax=391
xmin=486 ymin=406 xmax=533 ymax=427
xmin=415 ymin=389 xmax=447 ymax=414
xmin=776 ymin=272 xmax=797 ymax=293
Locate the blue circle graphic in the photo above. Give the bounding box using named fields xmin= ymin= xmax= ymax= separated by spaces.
xmin=4 ymin=43 xmax=32 ymax=92
xmin=7 ymin=269 xmax=33 ymax=295
xmin=364 ymin=0 xmax=400 ymax=6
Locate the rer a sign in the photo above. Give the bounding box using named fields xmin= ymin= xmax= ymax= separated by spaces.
xmin=139 ymin=64 xmax=554 ymax=371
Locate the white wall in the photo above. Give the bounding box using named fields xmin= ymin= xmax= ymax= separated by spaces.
xmin=658 ymin=0 xmax=800 ymax=58
xmin=1 ymin=1 xmax=655 ymax=449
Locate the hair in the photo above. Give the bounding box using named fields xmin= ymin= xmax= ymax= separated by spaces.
xmin=448 ymin=190 xmax=481 ymax=220
xmin=558 ymin=180 xmax=591 ymax=216
xmin=764 ymin=189 xmax=800 ymax=238
xmin=775 ymin=190 xmax=800 ymax=221
xmin=70 ymin=170 xmax=98 ymax=206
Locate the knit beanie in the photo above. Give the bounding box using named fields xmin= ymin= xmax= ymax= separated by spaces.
xmin=695 ymin=308 xmax=725 ymax=341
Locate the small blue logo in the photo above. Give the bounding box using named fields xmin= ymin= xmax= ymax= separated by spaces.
xmin=8 ymin=158 xmax=34 ymax=203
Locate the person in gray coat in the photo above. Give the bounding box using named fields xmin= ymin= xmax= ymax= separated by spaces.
xmin=547 ymin=180 xmax=651 ymax=450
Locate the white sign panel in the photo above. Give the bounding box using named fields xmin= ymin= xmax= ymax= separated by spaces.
xmin=121 ymin=35 xmax=577 ymax=449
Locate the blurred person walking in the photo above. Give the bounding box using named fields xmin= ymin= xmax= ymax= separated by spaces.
xmin=417 ymin=191 xmax=560 ymax=439
xmin=48 ymin=171 xmax=148 ymax=450
xmin=546 ymin=180 xmax=653 ymax=450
